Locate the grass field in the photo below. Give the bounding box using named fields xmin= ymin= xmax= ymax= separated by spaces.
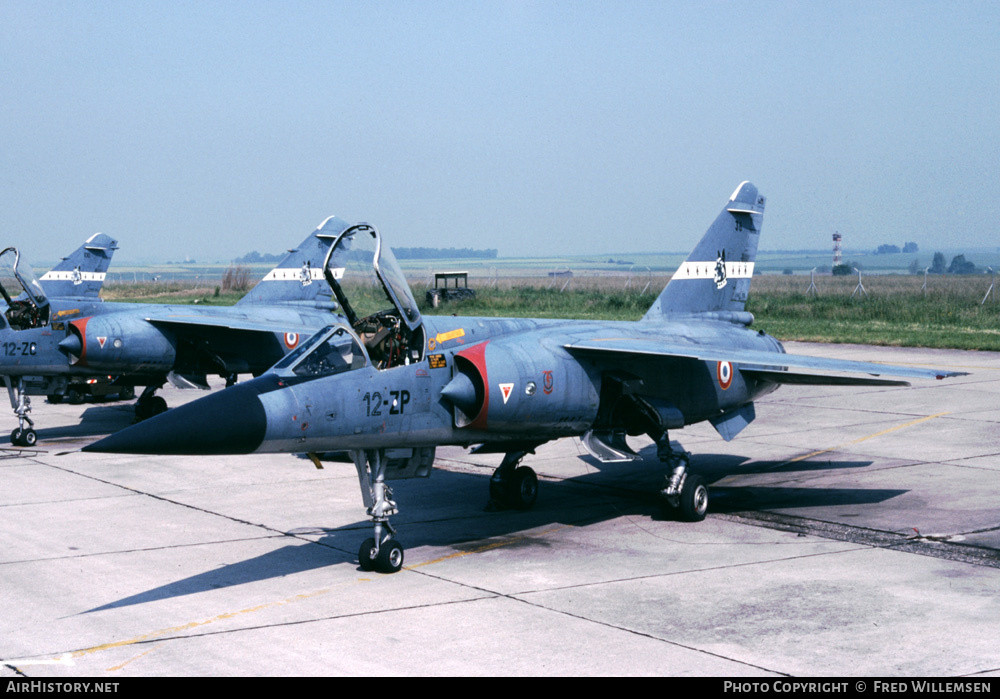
xmin=101 ymin=270 xmax=1000 ymax=351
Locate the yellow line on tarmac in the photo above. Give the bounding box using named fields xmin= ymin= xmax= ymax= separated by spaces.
xmin=57 ymin=582 xmax=364 ymax=670
xmin=22 ymin=526 xmax=569 ymax=672
xmin=781 ymin=411 xmax=950 ymax=466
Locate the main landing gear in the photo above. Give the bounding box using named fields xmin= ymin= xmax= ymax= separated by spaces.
xmin=352 ymin=449 xmax=405 ymax=574
xmin=4 ymin=377 xmax=37 ymax=447
xmin=656 ymin=436 xmax=708 ymax=521
xmin=134 ymin=385 xmax=168 ymax=422
xmin=487 ymin=451 xmax=538 ymax=511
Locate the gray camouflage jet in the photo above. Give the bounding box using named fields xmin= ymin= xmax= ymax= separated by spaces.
xmin=1 ymin=234 xmax=119 ymax=445
xmin=2 ymin=217 xmax=350 ymax=444
xmin=86 ymin=183 xmax=965 ymax=573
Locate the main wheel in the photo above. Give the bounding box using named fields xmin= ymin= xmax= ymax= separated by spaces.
xmin=507 ymin=466 xmax=538 ymax=510
xmin=375 ymin=540 xmax=404 ymax=574
xmin=67 ymin=388 xmax=83 ymax=405
xmin=358 ymin=538 xmax=378 ymax=572
xmin=149 ymin=396 xmax=168 ymax=416
xmin=679 ymin=474 xmax=709 ymax=522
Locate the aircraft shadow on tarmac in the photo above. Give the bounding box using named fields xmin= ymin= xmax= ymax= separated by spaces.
xmin=23 ymin=403 xmax=137 ymax=443
xmin=82 ymin=448 xmax=902 ymax=615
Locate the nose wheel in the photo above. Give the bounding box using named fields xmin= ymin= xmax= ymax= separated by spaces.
xmin=10 ymin=427 xmax=37 ymax=447
xmin=5 ymin=376 xmax=37 ymax=447
xmin=352 ymin=449 xmax=406 ymax=574
xmin=360 ymin=537 xmax=404 ymax=574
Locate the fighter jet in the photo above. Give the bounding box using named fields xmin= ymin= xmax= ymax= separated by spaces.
xmin=2 ymin=217 xmax=351 ymax=444
xmin=85 ymin=183 xmax=966 ymax=573
xmin=1 ymin=234 xmax=118 ymax=445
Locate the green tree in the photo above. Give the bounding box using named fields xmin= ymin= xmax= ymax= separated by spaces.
xmin=930 ymin=252 xmax=946 ymax=274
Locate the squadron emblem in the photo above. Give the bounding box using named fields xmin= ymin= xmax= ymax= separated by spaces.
xmin=714 ymin=250 xmax=727 ymax=290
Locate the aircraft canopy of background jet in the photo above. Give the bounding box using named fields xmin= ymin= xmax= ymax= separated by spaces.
xmin=0 ymin=248 xmax=49 ymax=332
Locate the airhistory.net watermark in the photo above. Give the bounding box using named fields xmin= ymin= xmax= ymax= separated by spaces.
xmin=5 ymin=682 xmax=119 ymax=694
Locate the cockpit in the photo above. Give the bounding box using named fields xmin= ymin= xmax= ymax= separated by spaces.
xmin=271 ymin=223 xmax=424 ymax=378
xmin=321 ymin=223 xmax=424 ymax=371
xmin=0 ymin=247 xmax=50 ymax=331
xmin=271 ymin=325 xmax=368 ymax=378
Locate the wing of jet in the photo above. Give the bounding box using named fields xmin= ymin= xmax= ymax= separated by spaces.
xmin=140 ymin=313 xmax=325 ymax=335
xmin=564 ymin=338 xmax=965 ymax=385
xmin=39 ymin=233 xmax=118 ymax=299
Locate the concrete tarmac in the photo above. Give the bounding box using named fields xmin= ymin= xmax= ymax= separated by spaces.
xmin=2 ymin=342 xmax=999 ymax=677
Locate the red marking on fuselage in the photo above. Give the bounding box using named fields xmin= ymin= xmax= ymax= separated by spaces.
xmin=456 ymin=341 xmax=490 ymax=430
xmin=68 ymin=317 xmax=92 ymax=366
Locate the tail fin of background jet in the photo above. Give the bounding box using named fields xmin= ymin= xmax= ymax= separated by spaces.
xmin=39 ymin=233 xmax=118 ymax=299
xmin=642 ymin=182 xmax=765 ymax=319
xmin=236 ymin=215 xmax=350 ymax=306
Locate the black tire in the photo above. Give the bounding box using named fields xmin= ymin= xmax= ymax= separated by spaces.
xmin=149 ymin=396 xmax=168 ymax=416
xmin=118 ymin=386 xmax=135 ymax=401
xmin=376 ymin=540 xmax=404 ymax=574
xmin=47 ymin=394 xmax=63 ymax=404
xmin=21 ymin=429 xmax=37 ymax=447
xmin=679 ymin=474 xmax=708 ymax=522
xmin=358 ymin=538 xmax=378 ymax=571
xmin=67 ymin=389 xmax=83 ymax=405
xmin=10 ymin=428 xmax=23 ymax=446
xmin=508 ymin=466 xmax=538 ymax=511
xmin=489 ymin=476 xmax=506 ymax=505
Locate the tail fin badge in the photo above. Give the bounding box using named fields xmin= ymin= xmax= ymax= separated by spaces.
xmin=714 ymin=250 xmax=727 ymax=290
xmin=298 ymin=261 xmax=313 ymax=286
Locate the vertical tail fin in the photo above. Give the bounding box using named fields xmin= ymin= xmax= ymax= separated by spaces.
xmin=236 ymin=216 xmax=350 ymax=306
xmin=643 ymin=182 xmax=765 ymax=319
xmin=39 ymin=233 xmax=118 ymax=299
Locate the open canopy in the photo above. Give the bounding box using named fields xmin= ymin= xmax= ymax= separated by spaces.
xmin=0 ymin=247 xmax=49 ymax=330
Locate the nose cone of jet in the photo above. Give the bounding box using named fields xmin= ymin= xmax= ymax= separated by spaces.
xmin=83 ymin=382 xmax=268 ymax=455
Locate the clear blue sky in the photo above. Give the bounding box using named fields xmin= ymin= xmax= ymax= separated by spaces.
xmin=2 ymin=1 xmax=999 ymax=264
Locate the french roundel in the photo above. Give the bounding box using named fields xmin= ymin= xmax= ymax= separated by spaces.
xmin=717 ymin=361 xmax=733 ymax=390
xmin=284 ymin=332 xmax=300 ymax=349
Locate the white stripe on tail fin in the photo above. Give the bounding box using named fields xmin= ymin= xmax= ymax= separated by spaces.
xmin=643 ymin=182 xmax=765 ymax=319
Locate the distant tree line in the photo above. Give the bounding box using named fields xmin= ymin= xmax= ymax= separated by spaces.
xmin=234 ymin=251 xmax=284 ymax=264
xmin=874 ymin=242 xmax=919 ymax=254
xmin=393 ymin=247 xmax=498 ymax=259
